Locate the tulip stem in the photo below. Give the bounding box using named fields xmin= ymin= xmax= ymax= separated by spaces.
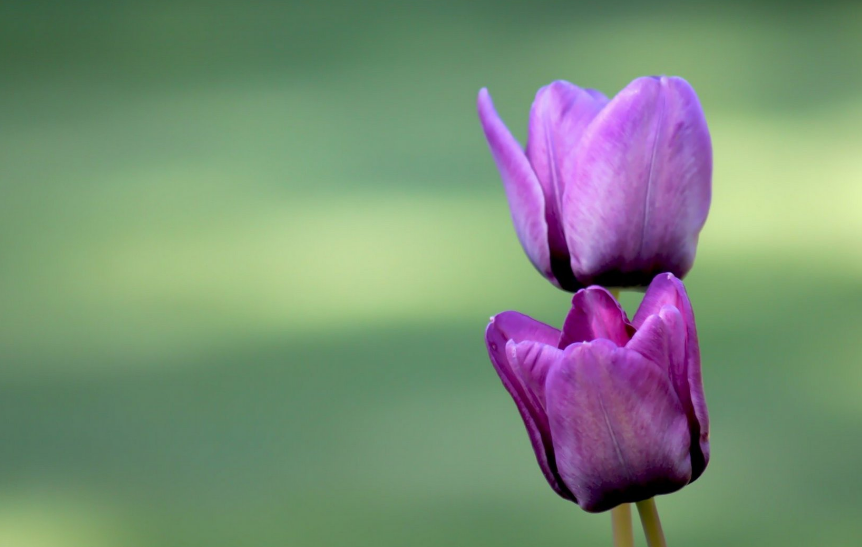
xmin=611 ymin=504 xmax=634 ymax=547
xmin=636 ymin=498 xmax=667 ymax=547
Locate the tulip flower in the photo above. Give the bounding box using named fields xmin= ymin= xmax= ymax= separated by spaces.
xmin=478 ymin=77 xmax=712 ymax=291
xmin=484 ymin=273 xmax=709 ymax=513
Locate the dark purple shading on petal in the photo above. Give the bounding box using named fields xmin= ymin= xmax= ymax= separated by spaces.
xmin=633 ymin=273 xmax=710 ymax=480
xmin=485 ymin=312 xmax=575 ymax=500
xmin=478 ymin=89 xmax=554 ymax=284
xmin=525 ymin=82 xmax=608 ymax=289
xmin=559 ymin=287 xmax=634 ymax=349
xmin=561 ymin=77 xmax=712 ymax=288
xmin=546 ymin=340 xmax=692 ymax=512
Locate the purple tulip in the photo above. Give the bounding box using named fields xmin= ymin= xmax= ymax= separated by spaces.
xmin=478 ymin=77 xmax=712 ymax=291
xmin=485 ymin=273 xmax=709 ymax=512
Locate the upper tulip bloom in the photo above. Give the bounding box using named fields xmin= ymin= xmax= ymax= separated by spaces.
xmin=478 ymin=77 xmax=712 ymax=291
xmin=484 ymin=273 xmax=709 ymax=512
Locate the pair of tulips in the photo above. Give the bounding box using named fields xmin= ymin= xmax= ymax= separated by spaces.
xmin=479 ymin=76 xmax=711 ymax=513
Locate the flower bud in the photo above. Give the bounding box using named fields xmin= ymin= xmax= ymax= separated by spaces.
xmin=478 ymin=77 xmax=712 ymax=290
xmin=485 ymin=273 xmax=709 ymax=512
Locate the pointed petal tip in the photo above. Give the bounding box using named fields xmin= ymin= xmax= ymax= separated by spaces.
xmin=567 ymin=285 xmax=617 ymax=304
xmin=570 ymin=287 xmax=588 ymax=300
xmin=486 ymin=311 xmax=562 ymax=348
xmin=614 ymin=74 xmax=700 ymax=108
xmin=476 ymin=87 xmax=496 ymax=120
xmin=535 ymin=79 xmax=577 ymax=98
xmin=662 ymin=75 xmax=695 ymax=90
xmin=477 ymin=87 xmax=505 ymax=132
xmin=622 ymin=75 xmax=663 ymax=93
xmin=638 ymin=273 xmax=689 ymax=312
xmin=560 ymin=287 xmax=632 ymax=348
xmin=586 ymin=285 xmax=618 ymax=297
xmin=658 ymin=272 xmax=678 ymax=283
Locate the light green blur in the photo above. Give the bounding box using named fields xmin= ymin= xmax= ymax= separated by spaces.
xmin=1 ymin=2 xmax=861 ymax=546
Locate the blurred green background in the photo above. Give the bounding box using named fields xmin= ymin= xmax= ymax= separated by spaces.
xmin=2 ymin=1 xmax=861 ymax=546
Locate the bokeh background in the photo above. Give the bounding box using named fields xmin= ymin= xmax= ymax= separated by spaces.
xmin=2 ymin=1 xmax=861 ymax=546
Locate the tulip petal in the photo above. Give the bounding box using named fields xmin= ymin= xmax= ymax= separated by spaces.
xmin=562 ymin=77 xmax=712 ymax=287
xmin=627 ymin=307 xmax=686 ymax=380
xmin=526 ymin=82 xmax=608 ymax=285
xmin=489 ymin=310 xmax=561 ymax=347
xmin=546 ymin=340 xmax=692 ymax=512
xmin=632 ymin=273 xmax=690 ymax=328
xmin=509 ymin=339 xmax=562 ymax=410
xmin=627 ymin=307 xmax=707 ymax=474
xmin=559 ymin=287 xmax=634 ymax=349
xmin=478 ymin=88 xmax=553 ymax=281
xmin=485 ymin=312 xmax=574 ymax=500
xmin=633 ymin=273 xmax=709 ymax=480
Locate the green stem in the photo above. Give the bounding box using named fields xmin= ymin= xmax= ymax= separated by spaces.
xmin=611 ymin=504 xmax=634 ymax=547
xmin=636 ymin=498 xmax=667 ymax=547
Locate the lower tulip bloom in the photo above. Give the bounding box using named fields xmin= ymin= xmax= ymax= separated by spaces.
xmin=484 ymin=273 xmax=709 ymax=512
